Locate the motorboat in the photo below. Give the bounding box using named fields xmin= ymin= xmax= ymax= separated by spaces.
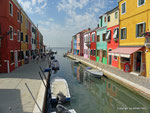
xmin=86 ymin=67 xmax=103 ymax=78
xmin=50 ymin=77 xmax=71 ymax=103
xmin=51 ymin=104 xmax=76 ymax=113
xmin=51 ymin=60 xmax=59 ymax=70
xmin=73 ymin=60 xmax=80 ymax=64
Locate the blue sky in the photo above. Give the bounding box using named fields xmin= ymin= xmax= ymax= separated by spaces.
xmin=17 ymin=0 xmax=118 ymax=47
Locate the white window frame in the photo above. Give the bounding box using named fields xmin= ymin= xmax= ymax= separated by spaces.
xmin=9 ymin=1 xmax=13 ymax=17
xmin=17 ymin=30 xmax=20 ymax=42
xmin=113 ymin=27 xmax=119 ymax=39
xmin=120 ymin=27 xmax=127 ymax=40
xmin=136 ymin=22 xmax=145 ymax=38
xmin=121 ymin=1 xmax=126 ymax=15
xmin=9 ymin=26 xmax=13 ymax=40
xmin=115 ymin=12 xmax=118 ymax=19
xmin=137 ymin=0 xmax=146 ymax=7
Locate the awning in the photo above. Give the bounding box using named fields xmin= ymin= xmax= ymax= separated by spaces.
xmin=108 ymin=47 xmax=142 ymax=58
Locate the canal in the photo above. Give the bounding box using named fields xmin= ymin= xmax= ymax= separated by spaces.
xmin=48 ymin=48 xmax=150 ymax=113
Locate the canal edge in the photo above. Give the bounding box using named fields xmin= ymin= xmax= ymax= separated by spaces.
xmin=67 ymin=54 xmax=150 ymax=101
xmin=32 ymin=71 xmax=51 ymax=113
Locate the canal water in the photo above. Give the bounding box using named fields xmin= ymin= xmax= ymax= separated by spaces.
xmin=49 ymin=48 xmax=150 ymax=113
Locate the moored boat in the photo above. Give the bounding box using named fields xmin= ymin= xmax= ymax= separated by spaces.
xmin=51 ymin=60 xmax=60 ymax=70
xmin=50 ymin=77 xmax=71 ymax=103
xmin=86 ymin=67 xmax=103 ymax=78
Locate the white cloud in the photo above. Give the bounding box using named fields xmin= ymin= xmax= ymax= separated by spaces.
xmin=17 ymin=0 xmax=48 ymax=14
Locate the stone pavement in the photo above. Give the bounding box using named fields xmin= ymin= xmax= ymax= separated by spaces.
xmin=68 ymin=54 xmax=150 ymax=101
xmin=0 ymin=59 xmax=48 ymax=113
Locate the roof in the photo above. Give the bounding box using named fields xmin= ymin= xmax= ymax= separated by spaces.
xmin=106 ymin=6 xmax=119 ymax=15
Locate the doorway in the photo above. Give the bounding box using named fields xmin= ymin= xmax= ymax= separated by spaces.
xmin=134 ymin=52 xmax=142 ymax=73
xmin=108 ymin=49 xmax=112 ymax=65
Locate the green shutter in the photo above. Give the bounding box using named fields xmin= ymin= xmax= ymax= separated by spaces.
xmin=125 ymin=28 xmax=127 ymax=39
xmin=143 ymin=22 xmax=146 ymax=33
xmin=136 ymin=24 xmax=138 ymax=37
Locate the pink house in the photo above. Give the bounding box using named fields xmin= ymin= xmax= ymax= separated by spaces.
xmin=84 ymin=31 xmax=91 ymax=59
xmin=76 ymin=33 xmax=80 ymax=55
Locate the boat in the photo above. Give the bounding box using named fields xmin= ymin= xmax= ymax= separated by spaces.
xmin=51 ymin=104 xmax=76 ymax=113
xmin=74 ymin=60 xmax=80 ymax=64
xmin=51 ymin=60 xmax=59 ymax=70
xmin=86 ymin=67 xmax=103 ymax=78
xmin=50 ymin=78 xmax=71 ymax=103
xmin=63 ymin=53 xmax=67 ymax=57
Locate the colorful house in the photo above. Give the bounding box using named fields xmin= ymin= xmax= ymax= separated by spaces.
xmin=110 ymin=0 xmax=150 ymax=77
xmin=96 ymin=14 xmax=107 ymax=64
xmin=84 ymin=31 xmax=91 ymax=59
xmin=73 ymin=35 xmax=77 ymax=55
xmin=90 ymin=28 xmax=97 ymax=61
xmin=0 ymin=0 xmax=22 ymax=72
xmin=76 ymin=33 xmax=80 ymax=55
xmin=106 ymin=7 xmax=119 ymax=68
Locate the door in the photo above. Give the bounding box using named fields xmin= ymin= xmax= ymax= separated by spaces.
xmin=136 ymin=52 xmax=141 ymax=73
xmin=109 ymin=49 xmax=112 ymax=65
xmin=14 ymin=50 xmax=18 ymax=68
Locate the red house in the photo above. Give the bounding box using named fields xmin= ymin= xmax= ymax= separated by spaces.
xmin=90 ymin=28 xmax=97 ymax=61
xmin=106 ymin=7 xmax=119 ymax=68
xmin=0 ymin=0 xmax=22 ymax=73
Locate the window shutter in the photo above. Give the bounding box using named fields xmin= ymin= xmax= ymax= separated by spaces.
xmin=121 ymin=29 xmax=123 ymax=39
xmin=136 ymin=25 xmax=138 ymax=37
xmin=143 ymin=22 xmax=146 ymax=33
xmin=125 ymin=28 xmax=127 ymax=39
xmin=117 ymin=28 xmax=119 ymax=38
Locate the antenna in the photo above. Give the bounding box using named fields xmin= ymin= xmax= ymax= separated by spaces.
xmin=25 ymin=83 xmax=42 ymax=113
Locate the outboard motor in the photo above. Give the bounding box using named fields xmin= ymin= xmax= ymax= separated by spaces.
xmin=57 ymin=91 xmax=66 ymax=103
xmin=56 ymin=104 xmax=71 ymax=113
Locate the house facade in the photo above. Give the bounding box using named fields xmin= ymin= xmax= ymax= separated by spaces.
xmin=96 ymin=14 xmax=107 ymax=64
xmin=76 ymin=33 xmax=80 ymax=55
xmin=84 ymin=31 xmax=91 ymax=59
xmin=110 ymin=0 xmax=150 ymax=77
xmin=0 ymin=0 xmax=43 ymax=73
xmin=106 ymin=7 xmax=119 ymax=68
xmin=90 ymin=29 xmax=97 ymax=61
xmin=73 ymin=35 xmax=77 ymax=55
xmin=0 ymin=0 xmax=22 ymax=72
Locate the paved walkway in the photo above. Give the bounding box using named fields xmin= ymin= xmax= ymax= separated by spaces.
xmin=0 ymin=59 xmax=48 ymax=113
xmin=68 ymin=54 xmax=150 ymax=100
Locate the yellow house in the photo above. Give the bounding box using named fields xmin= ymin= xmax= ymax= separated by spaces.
xmin=21 ymin=10 xmax=28 ymax=64
xmin=110 ymin=0 xmax=150 ymax=78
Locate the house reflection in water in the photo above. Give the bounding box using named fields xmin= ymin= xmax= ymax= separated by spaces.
xmin=71 ymin=62 xmax=150 ymax=113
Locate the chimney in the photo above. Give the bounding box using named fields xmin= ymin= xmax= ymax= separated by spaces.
xmin=88 ymin=28 xmax=91 ymax=31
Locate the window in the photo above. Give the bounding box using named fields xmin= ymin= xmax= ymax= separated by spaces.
xmin=104 ymin=16 xmax=107 ymax=23
xmin=17 ymin=30 xmax=20 ymax=42
xmin=21 ymin=32 xmax=23 ymax=41
xmin=121 ymin=28 xmax=127 ymax=39
xmin=10 ymin=51 xmax=14 ymax=64
xmin=102 ymin=33 xmax=106 ymax=41
xmin=26 ymin=51 xmax=29 ymax=57
xmin=92 ymin=33 xmax=95 ymax=42
xmin=18 ymin=51 xmax=21 ymax=61
xmin=97 ymin=50 xmax=100 ymax=56
xmin=108 ymin=16 xmax=110 ymax=22
xmin=115 ymin=12 xmax=118 ymax=19
xmin=113 ymin=28 xmax=119 ymax=39
xmin=0 ymin=52 xmax=2 ymax=65
xmin=138 ymin=0 xmax=145 ymax=7
xmin=106 ymin=30 xmax=111 ymax=40
xmin=136 ymin=22 xmax=146 ymax=37
xmin=91 ymin=50 xmax=92 ymax=56
xmin=17 ymin=11 xmax=20 ymax=22
xmin=20 ymin=15 xmax=23 ymax=23
xmin=114 ymin=56 xmax=118 ymax=61
xmin=97 ymin=35 xmax=100 ymax=42
xmin=108 ymin=83 xmax=111 ymax=89
xmin=25 ymin=35 xmax=28 ymax=42
xmin=21 ymin=51 xmax=24 ymax=60
xmin=94 ymin=50 xmax=96 ymax=56
xmin=121 ymin=2 xmax=126 ymax=14
xmin=121 ymin=57 xmax=130 ymax=63
xmin=9 ymin=2 xmax=13 ymax=16
xmin=25 ymin=20 xmax=29 ymax=29
xmin=9 ymin=26 xmax=13 ymax=40
xmin=0 ymin=24 xmax=1 ymax=36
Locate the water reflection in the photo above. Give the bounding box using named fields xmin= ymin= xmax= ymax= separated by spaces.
xmin=71 ymin=61 xmax=150 ymax=113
